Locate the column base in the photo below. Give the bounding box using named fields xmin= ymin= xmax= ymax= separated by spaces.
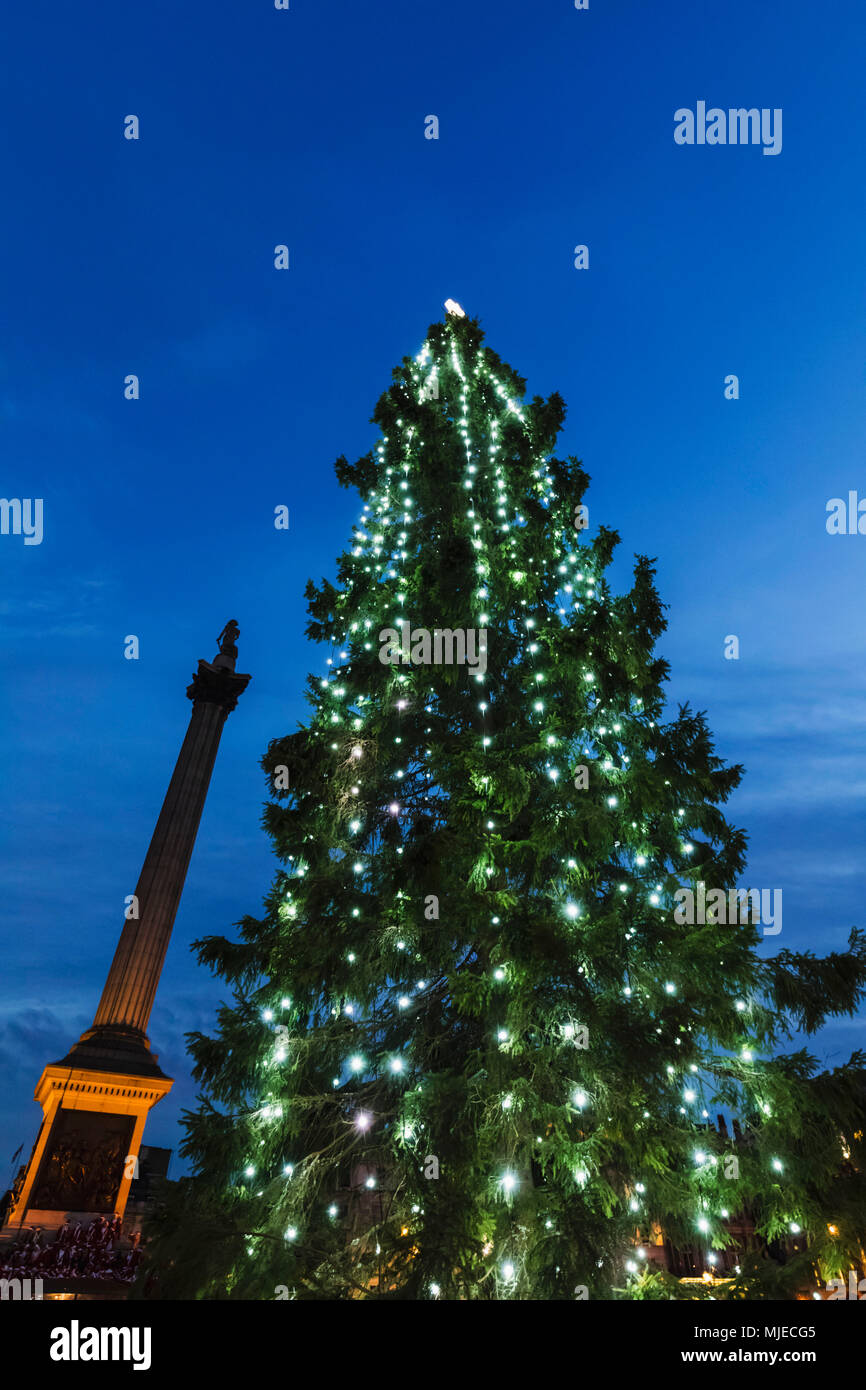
xmin=5 ymin=1046 xmax=173 ymax=1230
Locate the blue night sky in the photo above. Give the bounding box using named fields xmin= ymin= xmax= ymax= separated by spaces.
xmin=2 ymin=1 xmax=865 ymax=1178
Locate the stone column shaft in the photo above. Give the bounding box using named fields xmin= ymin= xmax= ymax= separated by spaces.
xmin=92 ymin=659 xmax=250 ymax=1040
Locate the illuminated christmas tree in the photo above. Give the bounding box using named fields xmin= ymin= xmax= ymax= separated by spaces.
xmin=150 ymin=309 xmax=866 ymax=1300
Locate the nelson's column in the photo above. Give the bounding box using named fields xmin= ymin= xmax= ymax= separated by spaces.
xmin=4 ymin=622 xmax=251 ymax=1233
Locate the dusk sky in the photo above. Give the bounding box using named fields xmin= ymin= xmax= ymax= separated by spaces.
xmin=2 ymin=1 xmax=865 ymax=1178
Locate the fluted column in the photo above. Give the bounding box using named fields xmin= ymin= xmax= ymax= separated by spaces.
xmin=3 ymin=632 xmax=251 ymax=1233
xmin=89 ymin=656 xmax=250 ymax=1042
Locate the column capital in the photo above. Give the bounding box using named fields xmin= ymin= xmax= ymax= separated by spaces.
xmin=186 ymin=659 xmax=252 ymax=713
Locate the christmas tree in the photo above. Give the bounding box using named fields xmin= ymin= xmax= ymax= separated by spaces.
xmin=149 ymin=308 xmax=866 ymax=1300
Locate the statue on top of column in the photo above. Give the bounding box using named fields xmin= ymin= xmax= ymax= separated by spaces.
xmin=213 ymin=620 xmax=240 ymax=671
